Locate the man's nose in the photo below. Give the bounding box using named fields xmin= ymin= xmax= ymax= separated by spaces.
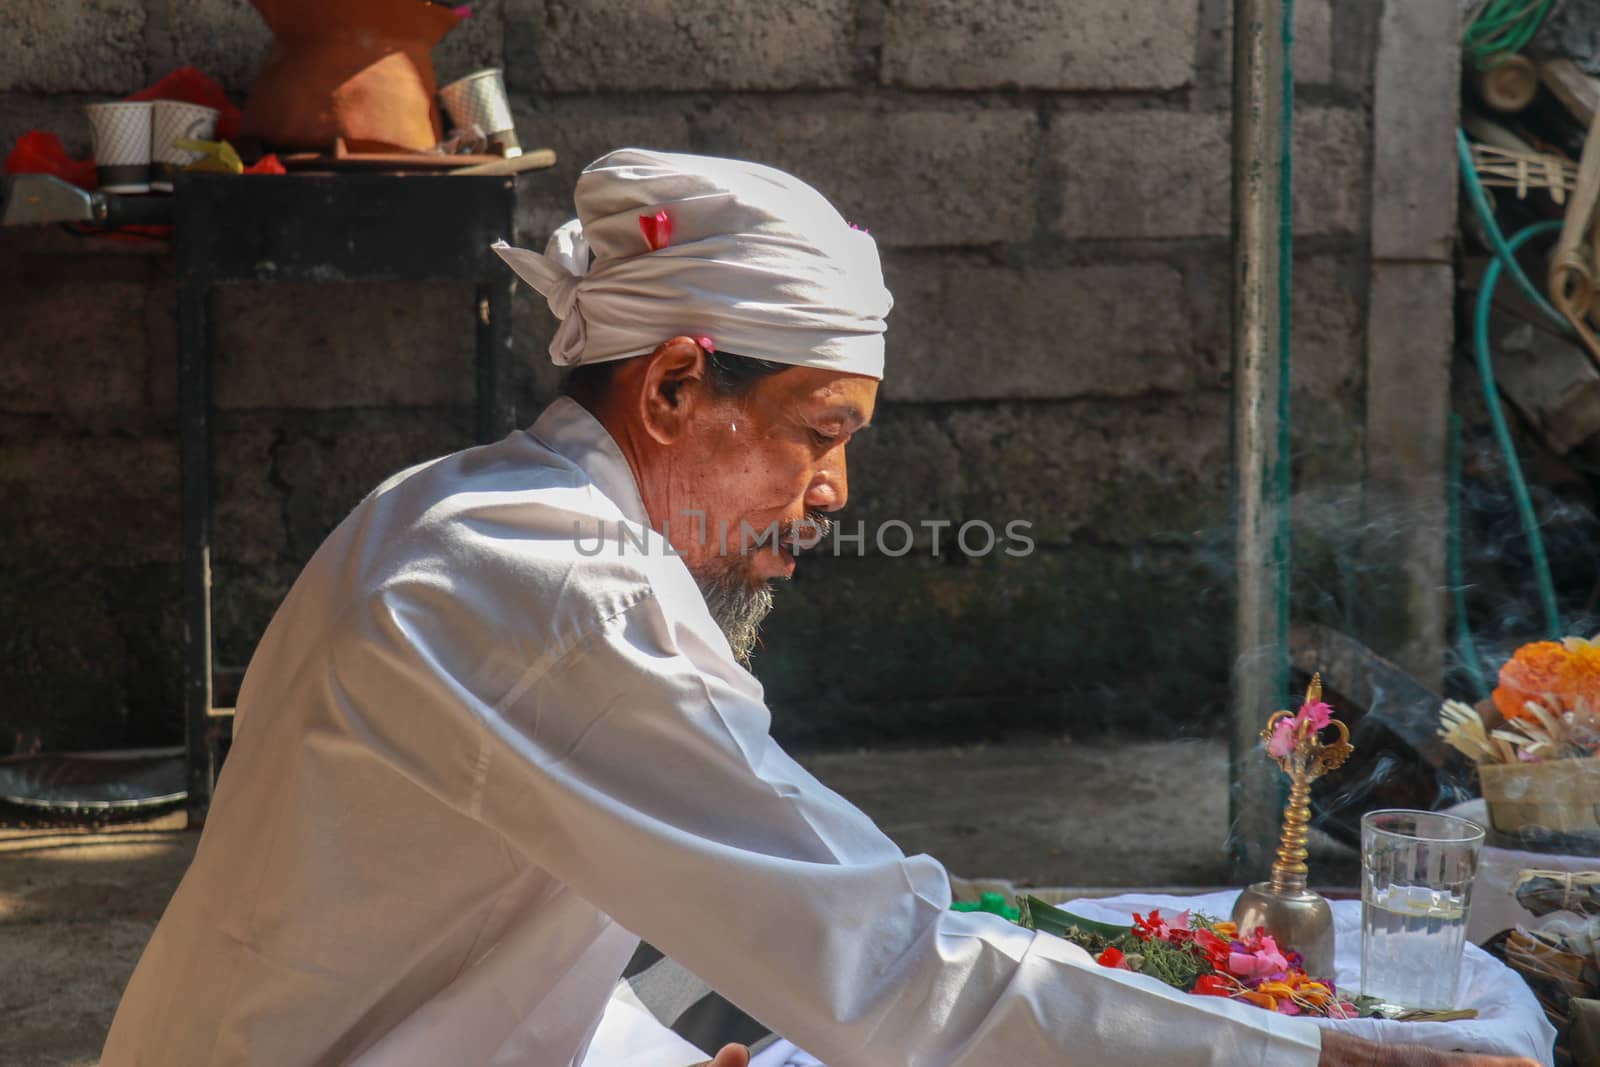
xmin=805 ymin=452 xmax=849 ymax=513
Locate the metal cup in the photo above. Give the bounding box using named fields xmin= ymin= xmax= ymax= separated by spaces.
xmin=438 ymin=68 xmax=521 ymax=158
xmin=84 ymin=101 xmax=153 ymax=194
xmin=150 ymin=101 xmax=219 ymax=192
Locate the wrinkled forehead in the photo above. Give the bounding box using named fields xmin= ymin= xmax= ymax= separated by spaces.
xmin=741 ymin=365 xmax=879 ymax=425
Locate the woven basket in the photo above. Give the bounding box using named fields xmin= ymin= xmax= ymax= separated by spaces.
xmin=1481 ymin=758 xmax=1600 ymax=854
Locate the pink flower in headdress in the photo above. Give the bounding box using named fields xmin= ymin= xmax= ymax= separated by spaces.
xmin=639 ymin=210 xmax=672 ymax=251
xmin=695 ymin=335 xmax=716 ymax=354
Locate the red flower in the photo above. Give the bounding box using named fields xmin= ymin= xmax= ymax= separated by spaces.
xmin=639 ymin=210 xmax=672 ymax=251
xmin=1131 ymin=910 xmax=1169 ymax=942
xmin=1192 ymin=974 xmax=1235 ymax=997
xmin=1193 ymin=929 xmax=1232 ymax=970
xmin=1095 ymin=946 xmax=1129 ymax=969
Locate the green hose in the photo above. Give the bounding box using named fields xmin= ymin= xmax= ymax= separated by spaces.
xmin=1472 ymin=218 xmax=1566 ymax=639
xmin=1463 ymin=0 xmax=1555 ymax=71
xmin=1457 ymin=129 xmax=1570 ymax=333
xmin=1275 ymin=0 xmax=1294 ymax=677
xmin=1448 ymin=414 xmax=1492 ymax=700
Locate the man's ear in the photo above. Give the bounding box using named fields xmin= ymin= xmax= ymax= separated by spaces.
xmin=638 ymin=336 xmax=710 ymax=445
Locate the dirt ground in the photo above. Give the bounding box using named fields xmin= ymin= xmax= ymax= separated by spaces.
xmin=0 ymin=737 xmax=1355 ymax=1066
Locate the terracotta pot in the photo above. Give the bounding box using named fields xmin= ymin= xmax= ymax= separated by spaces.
xmin=239 ymin=0 xmax=458 ymax=153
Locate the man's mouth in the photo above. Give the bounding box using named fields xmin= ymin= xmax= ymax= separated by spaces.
xmin=782 ymin=515 xmax=833 ymax=553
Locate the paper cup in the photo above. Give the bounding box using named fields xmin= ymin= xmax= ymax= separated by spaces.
xmin=439 ymin=68 xmax=521 ymax=157
xmin=151 ymin=101 xmax=219 ymax=192
xmin=85 ymin=101 xmax=153 ymax=193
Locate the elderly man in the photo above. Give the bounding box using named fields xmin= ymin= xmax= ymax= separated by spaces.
xmin=102 ymin=150 xmax=1536 ymax=1067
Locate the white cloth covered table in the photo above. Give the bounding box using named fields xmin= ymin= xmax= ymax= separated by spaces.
xmin=1443 ymin=798 xmax=1600 ymax=943
xmin=666 ymin=891 xmax=1554 ymax=1067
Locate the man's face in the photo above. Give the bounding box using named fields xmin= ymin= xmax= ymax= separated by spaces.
xmin=643 ymin=363 xmax=874 ymax=661
xmin=668 ymin=365 xmax=877 ymax=583
xmin=597 ymin=340 xmax=879 ymax=662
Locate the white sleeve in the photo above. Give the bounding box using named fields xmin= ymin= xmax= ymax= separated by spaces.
xmin=382 ymin=584 xmax=1324 ymax=1067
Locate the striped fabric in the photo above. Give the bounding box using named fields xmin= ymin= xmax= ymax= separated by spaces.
xmin=620 ymin=943 xmax=778 ymax=1057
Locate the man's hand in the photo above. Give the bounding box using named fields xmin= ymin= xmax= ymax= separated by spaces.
xmin=692 ymin=1043 xmax=750 ymax=1067
xmin=1319 ymin=1031 xmax=1543 ymax=1067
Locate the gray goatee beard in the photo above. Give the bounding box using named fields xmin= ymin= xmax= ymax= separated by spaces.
xmin=695 ymin=570 xmax=776 ymax=667
xmin=690 ymin=511 xmax=829 ymax=665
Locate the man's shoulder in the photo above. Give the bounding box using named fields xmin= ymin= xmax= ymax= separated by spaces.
xmin=352 ymin=432 xmax=692 ymax=630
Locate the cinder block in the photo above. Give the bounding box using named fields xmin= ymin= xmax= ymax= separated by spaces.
xmin=1289 ymin=254 xmax=1364 ymax=398
xmin=1051 ymin=106 xmax=1365 ymax=239
xmin=434 ymin=0 xmax=505 ymax=86
xmin=735 ymin=109 xmax=1038 ymax=247
xmin=211 ymin=559 xmax=298 ymax=667
xmin=213 ymin=284 xmax=478 ymax=410
xmin=511 ymin=287 xmax=572 ymax=412
xmin=215 ymin=429 xmax=287 ymax=564
xmin=0 ymin=566 xmax=130 ymax=754
xmin=845 ymin=394 xmax=1231 ymax=553
xmin=948 ymin=396 xmax=1231 ymax=546
xmin=1295 ymin=106 xmax=1367 ymax=236
xmin=274 ymin=414 xmax=474 ymax=559
xmin=2 ymin=281 xmax=149 ymax=412
xmin=0 ymin=93 xmax=93 ymax=156
xmin=1219 ymin=0 xmax=1335 ymax=86
xmin=1180 ymin=247 xmax=1366 ymax=487
xmin=1369 ymin=0 xmax=1459 ymax=262
xmin=837 ymin=409 xmax=967 ymax=545
xmin=145 ymin=0 xmax=271 ymax=96
xmin=1184 ymin=248 xmax=1365 ymax=392
xmin=1364 ymin=260 xmax=1452 ymax=682
xmin=880 ymin=255 xmax=1195 ymax=401
xmin=883 ymin=0 xmax=1199 ymax=90
xmin=0 ymin=0 xmax=146 ymax=94
xmin=755 ymin=545 xmax=1233 ymax=742
xmin=0 ymin=435 xmax=178 ymax=566
xmin=505 ymin=0 xmax=855 ymax=93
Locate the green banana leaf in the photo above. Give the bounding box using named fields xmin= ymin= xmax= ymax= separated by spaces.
xmin=1019 ymin=896 xmax=1132 ymax=941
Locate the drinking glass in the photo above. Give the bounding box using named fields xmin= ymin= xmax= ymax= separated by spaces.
xmin=1360 ymin=808 xmax=1485 ymax=1011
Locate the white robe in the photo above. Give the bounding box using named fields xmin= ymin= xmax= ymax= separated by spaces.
xmin=102 ymin=398 xmax=1322 ymax=1067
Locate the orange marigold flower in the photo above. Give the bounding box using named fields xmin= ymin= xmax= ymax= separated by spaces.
xmin=1494 ymin=641 xmax=1569 ymax=721
xmin=1236 ymin=990 xmax=1278 ymax=1011
xmin=1556 ymin=639 xmax=1600 ymax=712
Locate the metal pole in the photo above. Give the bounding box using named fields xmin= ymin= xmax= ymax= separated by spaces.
xmin=1229 ymin=0 xmax=1292 ymax=883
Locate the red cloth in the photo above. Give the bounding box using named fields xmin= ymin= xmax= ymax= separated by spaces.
xmin=125 ymin=66 xmax=242 ymax=141
xmin=245 ymin=154 xmax=286 ymax=175
xmin=4 ymin=130 xmax=98 ymax=189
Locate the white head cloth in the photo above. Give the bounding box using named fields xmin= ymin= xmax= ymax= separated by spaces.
xmin=492 ymin=147 xmax=892 ymax=379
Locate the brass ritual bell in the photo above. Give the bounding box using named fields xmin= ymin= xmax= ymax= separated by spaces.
xmin=1231 ymin=674 xmax=1353 ymax=979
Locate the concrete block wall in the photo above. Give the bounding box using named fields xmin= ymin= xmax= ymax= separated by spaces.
xmin=0 ymin=0 xmax=1386 ymax=753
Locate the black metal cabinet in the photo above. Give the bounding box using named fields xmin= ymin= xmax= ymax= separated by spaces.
xmin=173 ymin=173 xmax=518 ymax=825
